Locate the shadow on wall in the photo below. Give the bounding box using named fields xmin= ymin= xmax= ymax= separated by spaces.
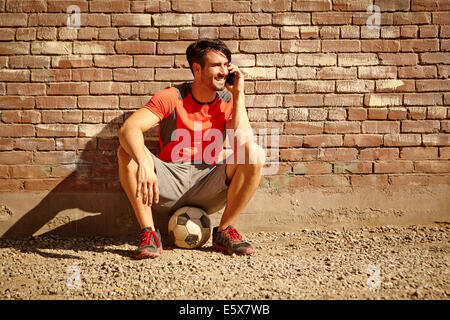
xmin=1 ymin=113 xmax=169 ymax=240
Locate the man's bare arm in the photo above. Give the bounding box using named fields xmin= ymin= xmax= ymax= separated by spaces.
xmin=118 ymin=108 xmax=161 ymax=205
xmin=118 ymin=108 xmax=160 ymax=166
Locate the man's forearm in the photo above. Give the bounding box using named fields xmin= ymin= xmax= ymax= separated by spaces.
xmin=231 ymin=91 xmax=252 ymax=132
xmin=118 ymin=126 xmax=153 ymax=168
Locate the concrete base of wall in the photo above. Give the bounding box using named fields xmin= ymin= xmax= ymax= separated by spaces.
xmin=1 ymin=184 xmax=449 ymax=239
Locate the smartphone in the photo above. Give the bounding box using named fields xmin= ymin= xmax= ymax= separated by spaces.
xmin=226 ymin=71 xmax=235 ymax=85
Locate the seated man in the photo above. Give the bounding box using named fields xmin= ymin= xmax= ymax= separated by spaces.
xmin=117 ymin=39 xmax=265 ymax=259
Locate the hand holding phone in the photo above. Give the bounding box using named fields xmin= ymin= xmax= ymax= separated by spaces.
xmin=226 ymin=71 xmax=235 ymax=85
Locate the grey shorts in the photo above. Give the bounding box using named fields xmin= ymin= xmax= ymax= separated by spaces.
xmin=150 ymin=153 xmax=229 ymax=216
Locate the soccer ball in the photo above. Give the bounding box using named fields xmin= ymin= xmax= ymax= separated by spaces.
xmin=168 ymin=206 xmax=211 ymax=249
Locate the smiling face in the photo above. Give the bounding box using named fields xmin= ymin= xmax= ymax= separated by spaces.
xmin=193 ymin=49 xmax=230 ymax=92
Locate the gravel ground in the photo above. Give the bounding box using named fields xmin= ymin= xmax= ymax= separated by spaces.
xmin=0 ymin=224 xmax=448 ymax=300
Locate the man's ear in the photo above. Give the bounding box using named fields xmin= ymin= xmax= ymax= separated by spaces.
xmin=192 ymin=62 xmax=201 ymax=77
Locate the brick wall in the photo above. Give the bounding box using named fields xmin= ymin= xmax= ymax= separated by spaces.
xmin=0 ymin=0 xmax=449 ymax=195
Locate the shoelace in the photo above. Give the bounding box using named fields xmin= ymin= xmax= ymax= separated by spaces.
xmin=140 ymin=230 xmax=160 ymax=247
xmin=223 ymin=228 xmax=243 ymax=242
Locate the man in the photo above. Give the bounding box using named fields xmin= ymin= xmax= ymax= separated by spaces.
xmin=117 ymin=39 xmax=265 ymax=260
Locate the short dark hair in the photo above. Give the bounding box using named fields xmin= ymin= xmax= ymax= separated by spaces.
xmin=186 ymin=39 xmax=232 ymax=73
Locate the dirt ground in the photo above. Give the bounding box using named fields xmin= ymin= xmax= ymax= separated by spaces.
xmin=0 ymin=223 xmax=448 ymax=300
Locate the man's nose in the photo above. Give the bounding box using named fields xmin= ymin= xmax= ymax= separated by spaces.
xmin=219 ymin=65 xmax=228 ymax=75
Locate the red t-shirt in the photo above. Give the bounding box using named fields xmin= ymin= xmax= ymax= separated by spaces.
xmin=143 ymin=82 xmax=233 ymax=164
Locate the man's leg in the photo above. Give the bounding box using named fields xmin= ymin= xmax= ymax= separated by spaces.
xmin=118 ymin=146 xmax=163 ymax=259
xmin=117 ymin=145 xmax=155 ymax=230
xmin=218 ymin=142 xmax=265 ymax=231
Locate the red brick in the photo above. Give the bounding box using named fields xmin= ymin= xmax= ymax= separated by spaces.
xmin=312 ymin=12 xmax=352 ymax=25
xmin=0 ymin=124 xmax=34 ymax=137
xmin=212 ymin=1 xmax=251 ymax=12
xmin=89 ymin=0 xmax=129 ymax=12
xmin=415 ymin=161 xmax=450 ymax=173
xmin=368 ymin=109 xmax=388 ymax=120
xmin=411 ymin=0 xmax=450 ymax=11
xmin=285 ymin=122 xmax=323 ymax=134
xmin=338 ymin=53 xmax=378 ymax=66
xmin=420 ymin=52 xmax=450 ymax=64
xmin=116 ymin=41 xmax=156 ymax=54
xmin=303 ymin=135 xmax=343 ymax=148
xmin=0 ymin=13 xmax=27 ymax=26
xmin=388 ymin=108 xmax=408 ymax=120
xmin=324 ymin=122 xmax=360 ymax=134
xmin=393 ymin=12 xmax=431 ymax=25
xmin=336 ymin=80 xmax=374 ymax=93
xmin=376 ymin=80 xmax=415 ymax=93
xmin=7 ymin=83 xmax=46 ymax=96
xmin=362 ymin=121 xmax=400 ymax=134
xmin=272 ymin=13 xmax=310 ymax=25
xmin=296 ymin=80 xmax=334 ymax=93
xmin=317 ymin=67 xmax=356 ymax=79
xmin=400 ymin=39 xmax=439 ymax=52
xmin=374 ymin=161 xmax=414 ymax=173
xmin=78 ymin=96 xmax=119 ymax=109
xmin=2 ymin=110 xmax=41 ymax=123
xmin=364 ymin=94 xmax=403 ymax=107
xmin=0 ymin=151 xmax=33 ymax=165
xmin=358 ymin=66 xmax=397 ymax=79
xmin=398 ymin=66 xmax=437 ymax=79
xmin=361 ymin=40 xmax=400 ymax=52
xmin=324 ymin=94 xmax=362 ymax=107
xmin=256 ymin=53 xmax=296 ymax=66
xmin=348 ymin=108 xmax=367 ymax=121
xmin=234 ymin=13 xmax=273 ymax=26
xmin=72 ymin=69 xmax=112 ymax=81
xmin=344 ymin=134 xmax=384 ymax=147
xmin=15 ymin=138 xmax=55 ymax=151
xmin=35 ymin=124 xmax=77 ymax=137
xmin=193 ymin=13 xmax=232 ymax=26
xmin=422 ymin=134 xmax=450 ymax=146
xmin=384 ymin=134 xmax=422 ymax=146
xmin=0 ymin=96 xmax=34 ymax=109
xmin=36 ymin=96 xmax=77 ymax=109
xmin=155 ymin=68 xmax=193 ymax=81
xmin=113 ymin=68 xmax=154 ymax=81
xmin=0 ymin=70 xmax=29 ymax=82
xmin=333 ymin=161 xmax=372 ymax=174
xmin=432 ymin=12 xmax=450 ymax=24
xmin=9 ymin=55 xmax=50 ymax=68
xmin=47 ymin=82 xmax=88 ymax=95
xmin=293 ymin=0 xmax=331 ymax=11
xmin=255 ymin=81 xmax=295 ymax=93
xmin=408 ymin=107 xmax=428 ymax=119
xmin=52 ymin=56 xmax=93 ymax=69
xmin=416 ymin=80 xmax=450 ymax=92
xmin=360 ymin=148 xmax=399 ymax=160
xmin=241 ymin=40 xmax=280 ymax=53
xmin=252 ymin=0 xmax=290 ymax=12
xmin=322 ymin=40 xmax=360 ymax=52
xmin=404 ymin=93 xmax=442 ymax=106
xmin=400 ymin=147 xmax=439 ymax=160
xmin=284 ymin=94 xmax=323 ymax=107
xmin=278 ymin=135 xmax=303 ymax=148
xmin=90 ymin=82 xmax=130 ymax=95
xmin=379 ymin=53 xmax=418 ymax=66
xmin=281 ymin=40 xmax=320 ymax=52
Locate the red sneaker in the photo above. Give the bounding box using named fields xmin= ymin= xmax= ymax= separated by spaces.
xmin=212 ymin=226 xmax=253 ymax=256
xmin=134 ymin=227 xmax=163 ymax=259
